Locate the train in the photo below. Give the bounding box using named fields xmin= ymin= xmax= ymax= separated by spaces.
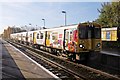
xmin=101 ymin=27 xmax=120 ymax=48
xmin=10 ymin=22 xmax=102 ymax=61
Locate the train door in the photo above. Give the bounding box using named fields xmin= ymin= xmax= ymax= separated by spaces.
xmin=33 ymin=32 xmax=37 ymax=44
xmin=26 ymin=32 xmax=28 ymax=44
xmin=64 ymin=29 xmax=70 ymax=51
xmin=46 ymin=31 xmax=51 ymax=47
xmin=45 ymin=31 xmax=47 ymax=46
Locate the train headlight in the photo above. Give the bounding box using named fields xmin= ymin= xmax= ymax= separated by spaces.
xmin=79 ymin=44 xmax=84 ymax=48
xmin=97 ymin=43 xmax=101 ymax=47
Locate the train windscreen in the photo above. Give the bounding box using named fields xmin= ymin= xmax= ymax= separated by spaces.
xmin=88 ymin=27 xmax=92 ymax=39
xmin=94 ymin=27 xmax=101 ymax=39
xmin=79 ymin=26 xmax=87 ymax=39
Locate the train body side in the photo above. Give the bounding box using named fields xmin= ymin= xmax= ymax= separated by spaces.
xmin=101 ymin=27 xmax=120 ymax=48
xmin=44 ymin=24 xmax=92 ymax=53
xmin=102 ymin=27 xmax=117 ymax=41
xmin=10 ymin=23 xmax=102 ymax=61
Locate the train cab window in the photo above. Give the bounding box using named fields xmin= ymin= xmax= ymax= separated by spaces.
xmin=40 ymin=33 xmax=43 ymax=39
xmin=94 ymin=27 xmax=101 ymax=39
xmin=88 ymin=28 xmax=92 ymax=39
xmin=37 ymin=33 xmax=39 ymax=39
xmin=79 ymin=26 xmax=87 ymax=39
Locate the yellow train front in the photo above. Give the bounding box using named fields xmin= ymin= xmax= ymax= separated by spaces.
xmin=77 ymin=23 xmax=102 ymax=52
xmin=69 ymin=23 xmax=102 ymax=61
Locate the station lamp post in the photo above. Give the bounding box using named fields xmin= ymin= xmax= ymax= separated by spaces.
xmin=62 ymin=11 xmax=67 ymax=26
xmin=42 ymin=19 xmax=45 ymax=28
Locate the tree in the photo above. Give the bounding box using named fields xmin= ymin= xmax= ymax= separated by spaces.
xmin=96 ymin=2 xmax=120 ymax=28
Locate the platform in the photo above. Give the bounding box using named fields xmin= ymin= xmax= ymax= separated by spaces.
xmin=1 ymin=39 xmax=59 ymax=79
xmin=102 ymin=49 xmax=120 ymax=57
xmin=87 ymin=50 xmax=120 ymax=76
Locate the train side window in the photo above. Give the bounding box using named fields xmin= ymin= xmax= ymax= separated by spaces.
xmin=52 ymin=36 xmax=55 ymax=40
xmin=30 ymin=34 xmax=32 ymax=37
xmin=40 ymin=33 xmax=43 ymax=39
xmin=37 ymin=33 xmax=39 ymax=39
xmin=70 ymin=31 xmax=73 ymax=41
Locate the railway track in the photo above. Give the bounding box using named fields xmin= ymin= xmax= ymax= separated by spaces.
xmin=7 ymin=40 xmax=120 ymax=80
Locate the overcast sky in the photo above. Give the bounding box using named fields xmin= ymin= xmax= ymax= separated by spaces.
xmin=0 ymin=0 xmax=112 ymax=34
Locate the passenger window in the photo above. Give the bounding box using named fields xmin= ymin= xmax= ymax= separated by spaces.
xmin=52 ymin=36 xmax=55 ymax=40
xmin=52 ymin=32 xmax=58 ymax=40
xmin=40 ymin=33 xmax=43 ymax=39
xmin=37 ymin=33 xmax=39 ymax=39
xmin=30 ymin=34 xmax=32 ymax=37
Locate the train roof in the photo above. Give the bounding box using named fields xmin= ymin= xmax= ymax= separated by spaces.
xmin=102 ymin=27 xmax=117 ymax=31
xmin=11 ymin=22 xmax=101 ymax=35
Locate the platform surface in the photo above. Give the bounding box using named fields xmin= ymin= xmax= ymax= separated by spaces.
xmin=1 ymin=39 xmax=58 ymax=79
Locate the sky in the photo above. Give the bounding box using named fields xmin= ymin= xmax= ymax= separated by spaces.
xmin=0 ymin=0 xmax=112 ymax=34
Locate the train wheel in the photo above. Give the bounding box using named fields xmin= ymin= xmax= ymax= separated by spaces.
xmin=72 ymin=54 xmax=76 ymax=62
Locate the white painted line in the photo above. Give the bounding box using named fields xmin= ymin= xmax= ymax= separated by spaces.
xmin=8 ymin=43 xmax=61 ymax=79
xmin=101 ymin=51 xmax=120 ymax=57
